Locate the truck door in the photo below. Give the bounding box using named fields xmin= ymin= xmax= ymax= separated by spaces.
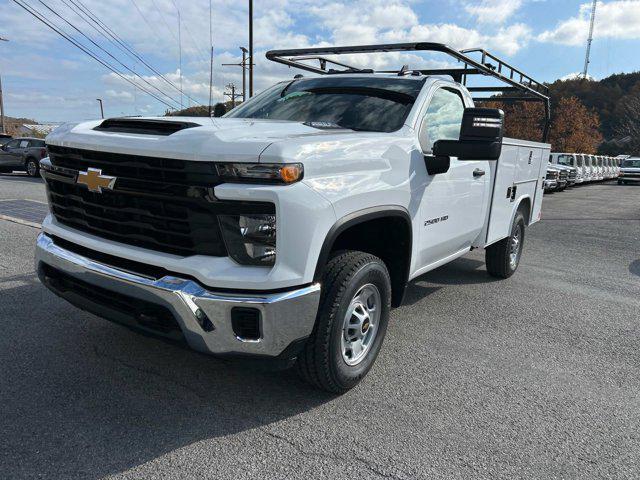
xmin=416 ymin=86 xmax=488 ymax=268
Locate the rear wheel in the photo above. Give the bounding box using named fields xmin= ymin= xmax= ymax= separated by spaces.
xmin=25 ymin=158 xmax=40 ymax=177
xmin=486 ymin=210 xmax=525 ymax=279
xmin=296 ymin=251 xmax=391 ymax=394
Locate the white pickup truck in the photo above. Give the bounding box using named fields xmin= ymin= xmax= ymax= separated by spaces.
xmin=36 ymin=43 xmax=551 ymax=393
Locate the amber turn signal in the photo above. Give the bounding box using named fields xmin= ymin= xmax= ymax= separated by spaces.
xmin=280 ymin=164 xmax=303 ymax=183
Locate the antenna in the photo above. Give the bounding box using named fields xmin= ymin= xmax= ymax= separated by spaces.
xmin=582 ymin=0 xmax=597 ymax=79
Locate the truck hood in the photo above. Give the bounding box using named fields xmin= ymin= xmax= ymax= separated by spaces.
xmin=45 ymin=117 xmax=369 ymax=163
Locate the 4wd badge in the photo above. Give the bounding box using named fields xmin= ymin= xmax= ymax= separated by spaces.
xmin=76 ymin=168 xmax=116 ymax=193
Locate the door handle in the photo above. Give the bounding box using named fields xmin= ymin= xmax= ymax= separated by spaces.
xmin=473 ymin=168 xmax=485 ymax=177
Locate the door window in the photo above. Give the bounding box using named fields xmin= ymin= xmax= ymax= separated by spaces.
xmin=419 ymin=88 xmax=465 ymax=152
xmin=19 ymin=140 xmax=29 ymax=148
xmin=4 ymin=139 xmax=20 ymax=149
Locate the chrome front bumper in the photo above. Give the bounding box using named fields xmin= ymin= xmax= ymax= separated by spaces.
xmin=35 ymin=233 xmax=320 ymax=358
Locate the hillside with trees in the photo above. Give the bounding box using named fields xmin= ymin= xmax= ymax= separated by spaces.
xmin=486 ymin=71 xmax=640 ymax=155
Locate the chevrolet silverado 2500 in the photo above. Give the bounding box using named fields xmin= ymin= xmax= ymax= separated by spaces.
xmin=36 ymin=43 xmax=551 ymax=393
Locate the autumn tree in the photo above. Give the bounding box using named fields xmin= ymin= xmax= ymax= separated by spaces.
xmin=548 ymin=96 xmax=602 ymax=153
xmin=480 ymin=101 xmax=545 ymax=142
xmin=483 ymin=96 xmax=602 ymax=153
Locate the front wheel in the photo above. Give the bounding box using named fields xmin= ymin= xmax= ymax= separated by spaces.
xmin=485 ymin=210 xmax=525 ymax=279
xmin=25 ymin=158 xmax=40 ymax=177
xmin=296 ymin=251 xmax=391 ymax=394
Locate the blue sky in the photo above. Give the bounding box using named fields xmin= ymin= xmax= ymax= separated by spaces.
xmin=1 ymin=0 xmax=639 ymax=122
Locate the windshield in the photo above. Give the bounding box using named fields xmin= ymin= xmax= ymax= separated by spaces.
xmin=622 ymin=159 xmax=640 ymax=168
xmin=226 ymin=76 xmax=426 ymax=132
xmin=558 ymin=154 xmax=573 ymax=166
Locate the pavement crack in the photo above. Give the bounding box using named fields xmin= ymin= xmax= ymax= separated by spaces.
xmin=92 ymin=345 xmax=206 ymax=401
xmin=259 ymin=428 xmax=408 ymax=480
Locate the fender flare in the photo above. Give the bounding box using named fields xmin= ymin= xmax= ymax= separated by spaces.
xmin=512 ymin=195 xmax=533 ymax=226
xmin=313 ymin=205 xmax=413 ymax=306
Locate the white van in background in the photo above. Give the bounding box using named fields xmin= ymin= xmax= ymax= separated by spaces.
xmin=583 ymin=154 xmax=594 ymax=182
xmin=550 ymin=153 xmax=585 ymax=183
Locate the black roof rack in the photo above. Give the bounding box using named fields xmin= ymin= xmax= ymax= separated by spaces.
xmin=266 ymin=42 xmax=551 ymax=142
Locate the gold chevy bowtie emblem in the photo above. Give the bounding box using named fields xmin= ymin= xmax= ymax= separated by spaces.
xmin=76 ymin=168 xmax=116 ymax=193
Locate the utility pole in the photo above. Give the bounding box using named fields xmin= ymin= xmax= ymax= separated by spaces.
xmin=177 ymin=9 xmax=183 ymax=109
xmin=224 ymin=83 xmax=241 ymax=109
xmin=582 ymin=0 xmax=597 ymax=79
xmin=208 ymin=0 xmax=214 ymax=116
xmin=0 ymin=36 xmax=8 ymax=135
xmin=221 ymin=47 xmax=249 ymax=102
xmin=248 ymin=0 xmax=253 ymax=98
xmin=96 ymin=98 xmax=104 ymax=118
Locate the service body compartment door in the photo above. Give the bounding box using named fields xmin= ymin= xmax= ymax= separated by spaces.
xmin=530 ymin=146 xmax=550 ymax=223
xmin=482 ymin=140 xmax=549 ymax=246
xmin=484 ymin=143 xmax=518 ymax=245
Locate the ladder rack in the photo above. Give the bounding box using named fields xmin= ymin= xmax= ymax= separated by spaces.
xmin=266 ymin=42 xmax=551 ymax=142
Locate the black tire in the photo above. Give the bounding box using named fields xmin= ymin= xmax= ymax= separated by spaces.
xmin=296 ymin=251 xmax=391 ymax=394
xmin=25 ymin=157 xmax=40 ymax=177
xmin=486 ymin=210 xmax=526 ymax=279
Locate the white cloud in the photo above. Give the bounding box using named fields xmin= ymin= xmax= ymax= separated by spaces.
xmin=0 ymin=0 xmax=540 ymax=121
xmin=105 ymin=90 xmax=134 ymax=101
xmin=537 ymin=0 xmax=640 ymax=46
xmin=465 ymin=0 xmax=524 ymax=24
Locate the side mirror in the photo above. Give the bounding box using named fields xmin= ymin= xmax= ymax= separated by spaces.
xmin=433 ymin=108 xmax=504 ymax=161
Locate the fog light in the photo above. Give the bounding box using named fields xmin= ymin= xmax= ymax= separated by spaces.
xmin=219 ymin=214 xmax=276 ymax=266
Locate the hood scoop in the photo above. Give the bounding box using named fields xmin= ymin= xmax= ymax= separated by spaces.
xmin=93 ymin=118 xmax=200 ymax=136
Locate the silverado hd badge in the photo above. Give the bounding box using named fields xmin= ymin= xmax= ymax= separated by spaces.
xmin=76 ymin=168 xmax=116 ymax=193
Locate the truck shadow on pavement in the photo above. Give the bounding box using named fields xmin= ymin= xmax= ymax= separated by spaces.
xmin=402 ymin=257 xmax=498 ymax=306
xmin=2 ymin=255 xmax=497 ymax=478
xmin=1 ymin=276 xmax=334 ymax=479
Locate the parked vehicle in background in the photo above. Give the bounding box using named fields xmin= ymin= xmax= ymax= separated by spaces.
xmin=0 ymin=137 xmax=47 ymax=177
xmin=610 ymin=157 xmax=620 ymax=178
xmin=582 ymin=154 xmax=593 ymax=182
xmin=618 ymin=157 xmax=640 ymax=184
xmin=614 ymin=157 xmax=622 ymax=177
xmin=550 ymin=153 xmax=583 ymax=184
xmin=596 ymin=155 xmax=605 ymax=181
xmin=544 ymin=165 xmax=560 ymax=192
xmin=605 ymin=157 xmax=612 ymax=179
xmin=35 ymin=42 xmax=552 ymax=393
xmin=0 ymin=134 xmax=12 ymax=147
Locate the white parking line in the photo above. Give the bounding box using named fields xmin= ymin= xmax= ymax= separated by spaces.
xmin=0 ymin=214 xmax=42 ymax=229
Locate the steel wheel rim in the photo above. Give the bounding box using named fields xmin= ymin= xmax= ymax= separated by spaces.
xmin=27 ymin=161 xmax=37 ymax=176
xmin=509 ymin=225 xmax=522 ymax=269
xmin=341 ymin=283 xmax=381 ymax=366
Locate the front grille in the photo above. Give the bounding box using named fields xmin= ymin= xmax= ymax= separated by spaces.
xmin=44 ymin=146 xmax=274 ymax=257
xmin=47 ymin=145 xmax=218 ymax=186
xmin=558 ymin=170 xmax=568 ymax=180
xmin=568 ymin=170 xmax=577 ymax=180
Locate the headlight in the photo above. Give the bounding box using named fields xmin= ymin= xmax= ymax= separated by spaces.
xmin=216 ymin=163 xmax=303 ymax=184
xmin=219 ymin=214 xmax=276 ymax=266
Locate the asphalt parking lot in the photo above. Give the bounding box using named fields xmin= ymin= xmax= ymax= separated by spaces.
xmin=1 ymin=174 xmax=639 ymax=479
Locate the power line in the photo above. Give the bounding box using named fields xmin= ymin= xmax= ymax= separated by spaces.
xmin=65 ymin=0 xmax=203 ymax=106
xmin=11 ymin=0 xmax=178 ymax=110
xmin=170 ymin=0 xmax=209 ymax=66
xmin=37 ymin=0 xmax=182 ymax=108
